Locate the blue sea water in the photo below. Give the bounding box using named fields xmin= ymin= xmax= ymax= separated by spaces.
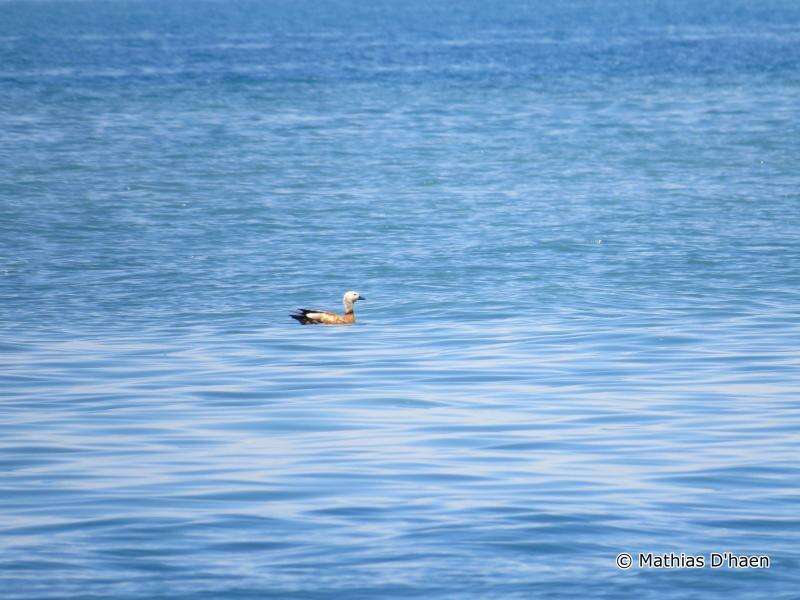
xmin=2 ymin=0 xmax=800 ymax=597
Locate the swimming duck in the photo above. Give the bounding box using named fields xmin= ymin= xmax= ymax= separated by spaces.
xmin=290 ymin=291 xmax=364 ymax=325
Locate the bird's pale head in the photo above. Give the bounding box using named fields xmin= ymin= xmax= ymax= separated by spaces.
xmin=344 ymin=290 xmax=364 ymax=303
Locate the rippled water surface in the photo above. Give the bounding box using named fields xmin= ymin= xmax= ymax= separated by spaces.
xmin=2 ymin=1 xmax=800 ymax=598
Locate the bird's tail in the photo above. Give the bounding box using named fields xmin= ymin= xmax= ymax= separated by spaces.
xmin=290 ymin=309 xmax=316 ymax=325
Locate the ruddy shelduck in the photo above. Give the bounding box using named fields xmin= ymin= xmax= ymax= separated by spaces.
xmin=290 ymin=291 xmax=365 ymax=325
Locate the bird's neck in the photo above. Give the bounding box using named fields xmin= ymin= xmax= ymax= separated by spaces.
xmin=344 ymin=300 xmax=354 ymax=314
